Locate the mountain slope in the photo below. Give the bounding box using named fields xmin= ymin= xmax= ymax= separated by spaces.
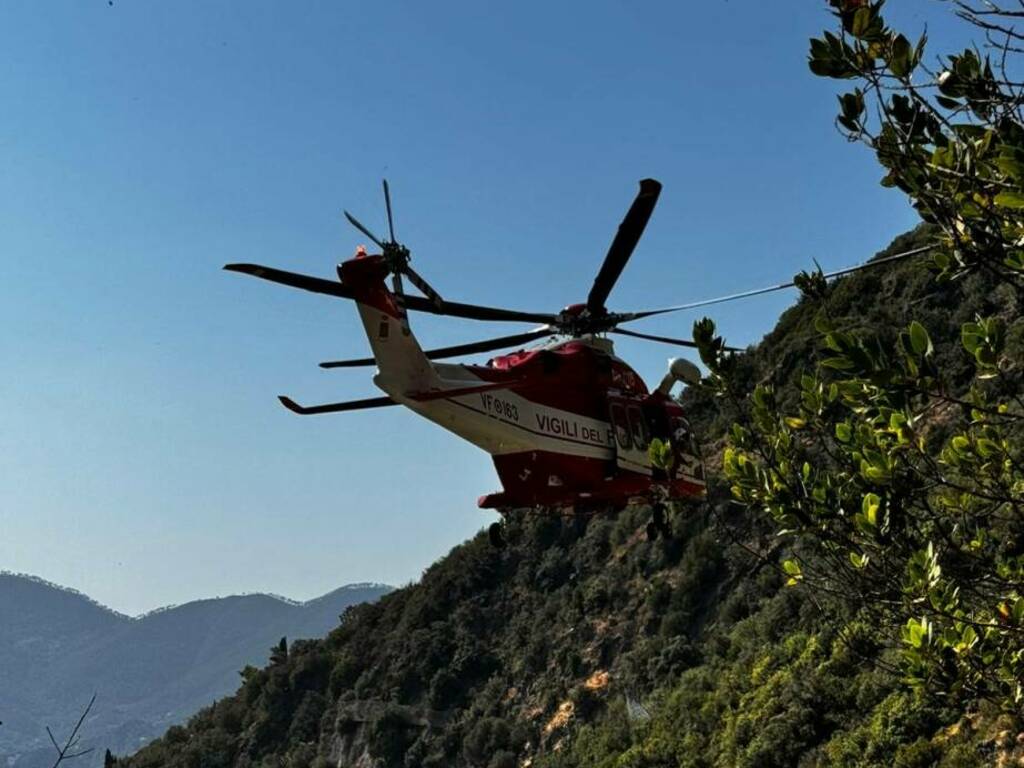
xmin=120 ymin=225 xmax=1020 ymax=767
xmin=0 ymin=575 xmax=389 ymax=768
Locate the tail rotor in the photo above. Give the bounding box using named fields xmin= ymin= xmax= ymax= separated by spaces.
xmin=343 ymin=180 xmax=445 ymax=309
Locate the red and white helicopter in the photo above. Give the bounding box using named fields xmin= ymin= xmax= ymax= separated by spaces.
xmin=227 ymin=179 xmax=713 ymax=540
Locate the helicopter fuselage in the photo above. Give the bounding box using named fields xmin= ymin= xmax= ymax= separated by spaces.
xmin=341 ymin=252 xmax=705 ymax=512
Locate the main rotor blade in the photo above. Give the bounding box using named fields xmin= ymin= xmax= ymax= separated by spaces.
xmin=278 ymin=395 xmax=397 ymax=415
xmin=320 ymin=328 xmax=554 ymax=368
xmin=343 ymin=211 xmax=385 ymax=249
xmin=614 ymin=244 xmax=939 ymax=323
xmin=611 ymin=327 xmax=741 ymax=352
xmin=224 ymin=263 xmax=556 ymax=324
xmin=225 ymin=263 xmax=355 ymax=300
xmin=610 ymin=328 xmax=698 ymax=348
xmin=399 ymin=295 xmax=555 ymax=324
xmin=587 ymin=178 xmax=661 ymax=314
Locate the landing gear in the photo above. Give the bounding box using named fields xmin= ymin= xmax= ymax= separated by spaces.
xmin=646 ymin=503 xmax=672 ymax=541
xmin=645 ymin=521 xmax=660 ymax=541
xmin=488 ymin=521 xmax=506 ymax=549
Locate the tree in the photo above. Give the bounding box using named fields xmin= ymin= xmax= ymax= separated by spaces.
xmin=810 ymin=1 xmax=1024 ymax=286
xmin=697 ymin=1 xmax=1024 ymax=712
xmin=46 ymin=694 xmax=97 ymax=767
xmin=270 ymin=637 xmax=289 ymax=666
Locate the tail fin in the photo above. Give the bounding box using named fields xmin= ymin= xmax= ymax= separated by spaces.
xmin=338 ymin=254 xmax=440 ymax=396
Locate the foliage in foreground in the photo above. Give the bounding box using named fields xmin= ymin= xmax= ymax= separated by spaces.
xmin=543 ymin=223 xmax=1020 ymax=768
xmin=690 ymin=0 xmax=1024 ymax=715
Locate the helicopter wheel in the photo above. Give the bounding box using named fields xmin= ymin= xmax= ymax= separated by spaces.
xmin=488 ymin=521 xmax=506 ymax=549
xmin=650 ymin=502 xmax=672 ymax=540
xmin=645 ymin=521 xmax=660 ymax=541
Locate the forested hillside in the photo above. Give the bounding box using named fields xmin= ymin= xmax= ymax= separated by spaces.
xmin=117 ymin=224 xmax=1021 ymax=767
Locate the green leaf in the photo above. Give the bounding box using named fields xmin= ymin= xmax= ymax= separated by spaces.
xmin=849 ymin=551 xmax=869 ymax=569
xmin=851 ymin=6 xmax=871 ymax=37
xmin=647 ymin=438 xmax=674 ymax=471
xmin=994 ymin=191 xmax=1024 ymax=209
xmin=835 ymin=422 xmax=852 ymax=443
xmin=977 ymin=438 xmax=1000 ymax=458
xmin=976 ymin=346 xmax=997 ymax=367
xmin=809 ymin=58 xmax=836 ymax=77
xmin=821 ymin=356 xmax=855 ymax=371
xmin=839 ymin=90 xmax=865 ymax=121
xmin=838 ymin=115 xmax=860 ymax=133
xmin=904 ymin=619 xmax=924 ymax=648
xmin=962 ymin=323 xmax=983 ymax=353
xmin=862 ymin=493 xmax=881 ymax=527
xmin=1013 ymin=599 xmax=1024 ymax=623
xmin=889 ymin=34 xmax=913 ymax=77
xmin=994 ymin=156 xmax=1024 ymax=179
xmin=958 ymin=625 xmax=977 ymax=653
xmin=909 ymin=321 xmax=933 ymax=356
xmin=782 ymin=559 xmax=803 ymax=587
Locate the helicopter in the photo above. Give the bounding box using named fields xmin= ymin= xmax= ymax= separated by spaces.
xmin=226 ymin=179 xmax=718 ymax=541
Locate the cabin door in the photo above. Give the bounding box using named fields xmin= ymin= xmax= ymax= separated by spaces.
xmin=608 ymin=396 xmax=652 ymax=476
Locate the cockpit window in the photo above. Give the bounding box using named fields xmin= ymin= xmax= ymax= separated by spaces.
xmin=627 ymin=405 xmax=649 ymax=450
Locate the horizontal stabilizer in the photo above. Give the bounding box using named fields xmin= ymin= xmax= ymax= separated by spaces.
xmin=278 ymin=395 xmax=397 ymax=415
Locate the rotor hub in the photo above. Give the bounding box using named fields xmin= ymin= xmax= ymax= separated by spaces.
xmin=554 ymin=303 xmax=626 ymax=336
xmin=382 ymin=241 xmax=411 ymax=275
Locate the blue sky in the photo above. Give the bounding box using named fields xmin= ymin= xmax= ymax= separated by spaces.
xmin=2 ymin=2 xmax=956 ymax=614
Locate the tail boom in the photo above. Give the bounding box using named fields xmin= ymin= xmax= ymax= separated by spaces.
xmin=337 ymin=254 xmax=440 ymax=396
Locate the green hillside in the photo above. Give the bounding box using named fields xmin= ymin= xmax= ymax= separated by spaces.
xmin=115 ymin=225 xmax=1021 ymax=767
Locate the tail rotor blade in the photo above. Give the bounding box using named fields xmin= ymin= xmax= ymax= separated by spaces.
xmin=343 ymin=210 xmax=385 ymax=249
xmin=403 ymin=264 xmax=444 ymax=308
xmin=383 ymin=179 xmax=396 ymax=243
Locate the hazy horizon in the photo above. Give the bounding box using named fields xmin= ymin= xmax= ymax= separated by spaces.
xmin=0 ymin=569 xmax=393 ymax=619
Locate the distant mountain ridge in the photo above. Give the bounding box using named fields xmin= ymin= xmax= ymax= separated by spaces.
xmin=0 ymin=573 xmax=390 ymax=768
xmin=0 ymin=570 xmax=390 ymax=617
xmin=0 ymin=572 xmax=130 ymax=617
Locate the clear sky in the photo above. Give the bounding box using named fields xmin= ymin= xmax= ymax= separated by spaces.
xmin=2 ymin=2 xmax=957 ymax=615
